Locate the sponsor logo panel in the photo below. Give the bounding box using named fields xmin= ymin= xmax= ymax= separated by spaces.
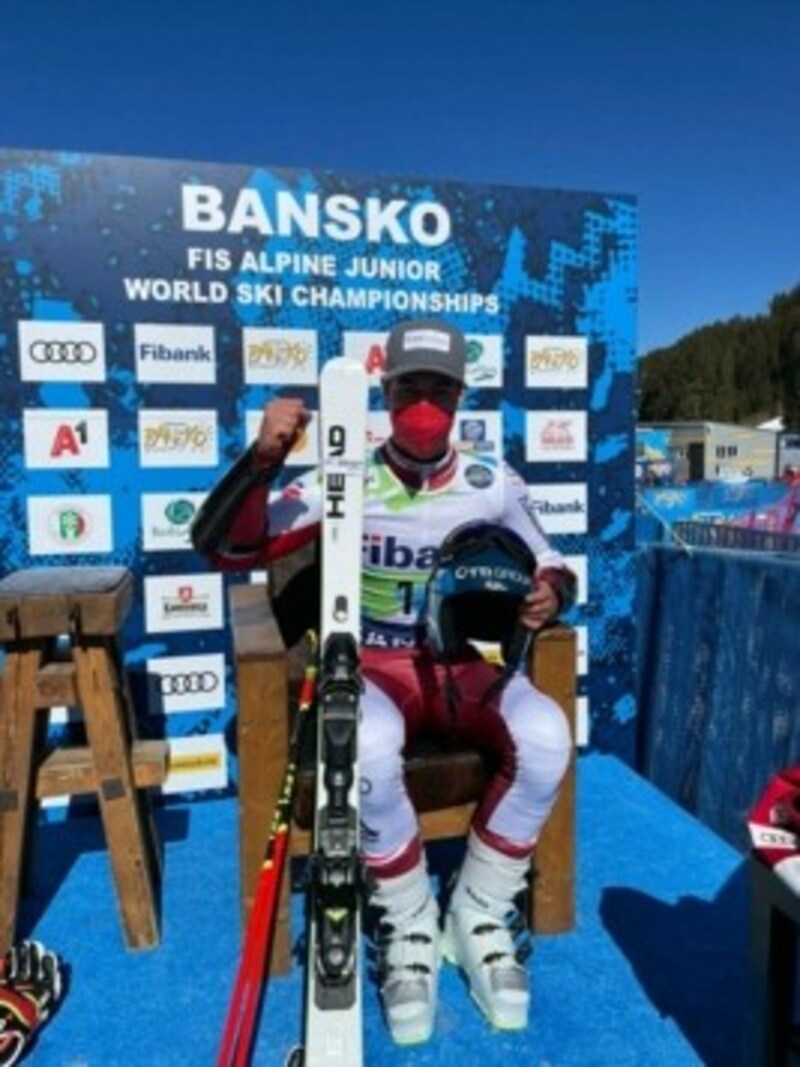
xmin=146 ymin=653 xmax=226 ymax=714
xmin=161 ymin=734 xmax=228 ymax=794
xmin=525 ymin=335 xmax=588 ymax=389
xmin=464 ymin=334 xmax=503 ymax=387
xmin=576 ymin=625 xmax=588 ymax=676
xmin=246 ymin=410 xmax=319 ymax=466
xmin=28 ymin=495 xmax=113 ymax=555
xmin=18 ymin=320 xmax=106 ymax=383
xmin=343 ymin=330 xmax=388 ymax=383
xmin=526 ymin=411 xmax=588 ymax=463
xmin=576 ymin=696 xmax=589 ymax=748
xmin=134 ymin=324 xmax=216 ymax=384
xmin=456 ymin=411 xmax=502 ymax=460
xmin=242 ymin=328 xmax=318 ymax=385
xmin=563 ymin=554 xmax=588 ymax=606
xmin=139 ymin=409 xmax=218 ymax=467
xmin=141 ymin=492 xmax=207 ymax=551
xmin=526 ymin=483 xmax=588 ymax=534
xmin=23 ymin=409 xmax=110 ymax=468
xmin=144 ymin=573 xmax=224 ymax=633
xmin=366 ymin=411 xmax=391 ymax=450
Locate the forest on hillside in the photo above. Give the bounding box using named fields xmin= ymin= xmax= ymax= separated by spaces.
xmin=638 ymin=285 xmax=800 ymax=429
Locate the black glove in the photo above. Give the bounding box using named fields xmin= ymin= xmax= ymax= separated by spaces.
xmin=0 ymin=941 xmax=63 ymax=1066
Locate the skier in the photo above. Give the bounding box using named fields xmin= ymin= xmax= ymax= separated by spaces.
xmin=193 ymin=318 xmax=575 ymax=1045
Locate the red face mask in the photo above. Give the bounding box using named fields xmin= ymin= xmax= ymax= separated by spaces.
xmin=391 ymin=400 xmax=455 ymax=458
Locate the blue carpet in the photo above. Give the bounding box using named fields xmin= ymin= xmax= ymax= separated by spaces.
xmin=21 ymin=754 xmax=748 ymax=1066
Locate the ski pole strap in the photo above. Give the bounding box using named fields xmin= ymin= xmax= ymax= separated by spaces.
xmin=190 ymin=443 xmax=280 ymax=556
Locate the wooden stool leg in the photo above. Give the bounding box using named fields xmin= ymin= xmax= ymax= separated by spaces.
xmin=530 ymin=631 xmax=576 ymax=934
xmin=72 ymin=638 xmax=160 ymax=950
xmin=111 ymin=639 xmax=163 ymax=887
xmin=0 ymin=645 xmax=42 ymax=955
xmin=237 ymin=649 xmax=292 ymax=973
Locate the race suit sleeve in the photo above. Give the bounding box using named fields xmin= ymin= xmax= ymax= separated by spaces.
xmin=500 ymin=462 xmax=578 ymax=612
xmin=203 ymin=464 xmax=323 ymax=572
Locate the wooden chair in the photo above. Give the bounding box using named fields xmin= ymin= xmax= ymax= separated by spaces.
xmin=229 ymin=549 xmax=576 ymax=974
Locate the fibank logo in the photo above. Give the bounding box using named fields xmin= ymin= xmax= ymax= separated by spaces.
xmin=525 ymin=483 xmax=589 ymax=534
xmin=245 ymin=409 xmax=318 ymax=466
xmin=526 ymin=411 xmax=588 ymax=463
xmin=141 ymin=492 xmax=207 ymax=551
xmin=139 ymin=409 xmax=218 ymax=467
xmin=135 ymin=324 xmax=216 ymax=384
xmin=144 ymin=573 xmax=224 ymax=633
xmin=464 ymin=335 xmax=503 ymax=388
xmin=146 ymin=653 xmax=226 ymax=714
xmin=161 ymin=734 xmax=228 ymax=795
xmin=27 ymin=495 xmax=113 ymax=555
xmin=242 ymin=328 xmax=318 ymax=385
xmin=363 ymin=533 xmax=438 ymax=570
xmin=525 ymin=336 xmax=588 ymax=389
xmin=23 ymin=409 xmax=109 ymax=469
xmin=18 ymin=321 xmax=106 ymax=382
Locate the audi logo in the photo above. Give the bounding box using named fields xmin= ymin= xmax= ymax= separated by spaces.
xmin=158 ymin=671 xmax=220 ymax=696
xmin=29 ymin=340 xmax=98 ymax=363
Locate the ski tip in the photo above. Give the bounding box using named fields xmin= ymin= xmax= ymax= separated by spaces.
xmin=321 ymin=355 xmax=369 ymax=382
xmin=285 ymin=1045 xmax=304 ymax=1067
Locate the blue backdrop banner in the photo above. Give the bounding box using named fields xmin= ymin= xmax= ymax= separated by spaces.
xmin=0 ymin=149 xmax=637 ymax=798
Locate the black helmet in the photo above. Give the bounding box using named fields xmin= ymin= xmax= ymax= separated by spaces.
xmin=424 ymin=522 xmax=536 ymax=672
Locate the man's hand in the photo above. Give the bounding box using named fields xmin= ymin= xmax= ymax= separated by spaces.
xmin=519 ymin=577 xmax=559 ymax=632
xmin=254 ymin=398 xmax=311 ymax=466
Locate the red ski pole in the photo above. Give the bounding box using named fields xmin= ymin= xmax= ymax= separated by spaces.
xmin=218 ymin=632 xmax=319 ymax=1067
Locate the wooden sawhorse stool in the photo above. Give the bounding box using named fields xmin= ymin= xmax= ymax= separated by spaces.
xmin=748 ymin=855 xmax=800 ymax=1065
xmin=229 ymin=581 xmax=576 ymax=975
xmin=0 ymin=567 xmax=168 ymax=955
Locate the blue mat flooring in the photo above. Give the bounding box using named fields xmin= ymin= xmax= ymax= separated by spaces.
xmin=22 ymin=753 xmax=748 ymax=1065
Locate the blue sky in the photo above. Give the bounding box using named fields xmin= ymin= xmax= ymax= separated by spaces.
xmin=1 ymin=0 xmax=798 ymax=354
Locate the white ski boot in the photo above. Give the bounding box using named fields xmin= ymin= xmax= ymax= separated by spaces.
xmin=371 ymin=856 xmax=441 ymax=1046
xmin=442 ymin=832 xmax=532 ymax=1030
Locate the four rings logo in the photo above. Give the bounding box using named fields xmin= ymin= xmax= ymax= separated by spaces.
xmin=30 ymin=340 xmax=98 ymax=363
xmin=146 ymin=653 xmax=226 ymax=711
xmin=19 ymin=321 xmax=106 ymax=383
xmin=159 ymin=671 xmax=219 ymax=696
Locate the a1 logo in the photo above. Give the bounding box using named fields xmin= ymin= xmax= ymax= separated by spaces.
xmin=364 ymin=343 xmax=386 ymax=375
xmin=50 ymin=421 xmax=88 ymax=457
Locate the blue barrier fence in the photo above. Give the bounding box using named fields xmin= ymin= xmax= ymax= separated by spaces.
xmin=636 ymin=544 xmax=800 ymax=850
xmin=673 ymin=522 xmax=800 ymax=553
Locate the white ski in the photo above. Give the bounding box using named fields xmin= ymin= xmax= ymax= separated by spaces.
xmin=302 ymin=356 xmax=368 ymax=1066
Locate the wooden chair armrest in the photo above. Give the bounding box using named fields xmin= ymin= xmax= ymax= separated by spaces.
xmin=528 ymin=623 xmax=577 ymax=933
xmin=229 ymin=582 xmax=287 ymax=662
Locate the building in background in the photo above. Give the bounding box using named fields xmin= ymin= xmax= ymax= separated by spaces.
xmin=637 ymin=421 xmax=778 ymax=484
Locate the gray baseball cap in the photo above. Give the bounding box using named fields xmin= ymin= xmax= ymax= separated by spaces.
xmin=383 ymin=319 xmax=466 ymax=384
